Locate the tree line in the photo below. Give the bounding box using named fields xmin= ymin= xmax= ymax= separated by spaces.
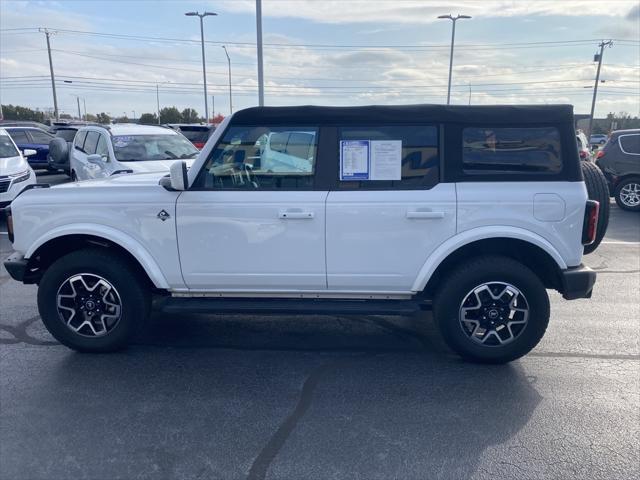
xmin=0 ymin=104 xmax=224 ymax=125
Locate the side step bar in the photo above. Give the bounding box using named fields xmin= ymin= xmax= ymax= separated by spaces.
xmin=156 ymin=297 xmax=429 ymax=316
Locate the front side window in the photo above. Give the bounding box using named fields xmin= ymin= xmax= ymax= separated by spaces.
xmin=83 ymin=132 xmax=100 ymax=155
xmin=96 ymin=135 xmax=109 ymax=157
xmin=0 ymin=134 xmax=19 ymax=158
xmin=8 ymin=130 xmax=28 ymax=144
xmin=463 ymin=127 xmax=562 ymax=174
xmin=619 ymin=134 xmax=640 ymax=155
xmin=195 ymin=125 xmax=318 ymax=190
xmin=112 ymin=134 xmax=198 ymax=162
xmin=74 ymin=131 xmax=87 ymax=151
xmin=338 ymin=125 xmax=439 ymax=189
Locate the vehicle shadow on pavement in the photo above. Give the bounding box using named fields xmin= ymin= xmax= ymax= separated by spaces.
xmin=5 ymin=312 xmax=542 ymax=480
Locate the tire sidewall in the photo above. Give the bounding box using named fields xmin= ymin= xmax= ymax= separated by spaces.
xmin=38 ymin=251 xmax=146 ymax=352
xmin=436 ymin=262 xmax=550 ymax=363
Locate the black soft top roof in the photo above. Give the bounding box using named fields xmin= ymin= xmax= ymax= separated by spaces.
xmin=231 ymin=104 xmax=574 ymax=125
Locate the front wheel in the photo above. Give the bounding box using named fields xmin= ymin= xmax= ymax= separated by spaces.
xmin=614 ymin=177 xmax=640 ymax=212
xmin=37 ymin=249 xmax=150 ymax=352
xmin=433 ymin=256 xmax=550 ymax=363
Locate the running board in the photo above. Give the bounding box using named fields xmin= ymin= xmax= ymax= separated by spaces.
xmin=156 ymin=297 xmax=428 ymax=316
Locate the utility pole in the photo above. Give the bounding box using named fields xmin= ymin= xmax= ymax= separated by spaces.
xmin=588 ymin=40 xmax=613 ymax=138
xmin=76 ymin=96 xmax=81 ymax=120
xmin=211 ymin=95 xmax=215 ymax=121
xmin=468 ymin=83 xmax=472 ymax=105
xmin=437 ymin=14 xmax=471 ymax=105
xmin=40 ymin=28 xmax=59 ymax=120
xmin=156 ymin=84 xmax=161 ymax=124
xmin=256 ymin=0 xmax=265 ymax=106
xmin=222 ymin=45 xmax=233 ymax=114
xmin=83 ymin=98 xmax=86 ymax=120
xmin=185 ymin=11 xmax=217 ymax=123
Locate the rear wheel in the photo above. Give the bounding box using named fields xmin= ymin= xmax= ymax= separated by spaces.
xmin=614 ymin=177 xmax=640 ymax=212
xmin=581 ymin=161 xmax=610 ymax=254
xmin=37 ymin=249 xmax=150 ymax=352
xmin=433 ymin=256 xmax=549 ymax=363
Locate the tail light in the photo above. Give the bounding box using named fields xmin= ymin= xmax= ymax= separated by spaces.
xmin=596 ymin=150 xmax=605 ymax=159
xmin=193 ymin=142 xmax=205 ymax=150
xmin=582 ymin=200 xmax=599 ymax=245
xmin=4 ymin=206 xmax=14 ymax=243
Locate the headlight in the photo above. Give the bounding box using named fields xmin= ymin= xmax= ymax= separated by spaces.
xmin=10 ymin=170 xmax=31 ymax=183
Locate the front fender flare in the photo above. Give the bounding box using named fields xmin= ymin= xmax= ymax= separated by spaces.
xmin=411 ymin=226 xmax=568 ymax=292
xmin=25 ymin=223 xmax=170 ymax=289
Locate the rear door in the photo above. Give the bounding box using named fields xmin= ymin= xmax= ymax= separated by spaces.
xmin=325 ymin=125 xmax=457 ymax=292
xmin=176 ymin=124 xmax=328 ymax=291
xmin=25 ymin=129 xmax=54 ymax=162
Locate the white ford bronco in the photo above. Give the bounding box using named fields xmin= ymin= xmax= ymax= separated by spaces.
xmin=4 ymin=105 xmax=601 ymax=363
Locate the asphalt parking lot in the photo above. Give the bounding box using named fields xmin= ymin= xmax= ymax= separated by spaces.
xmin=1 ymin=172 xmax=639 ymax=480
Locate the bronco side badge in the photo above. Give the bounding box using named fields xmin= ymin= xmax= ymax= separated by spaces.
xmin=157 ymin=210 xmax=170 ymax=221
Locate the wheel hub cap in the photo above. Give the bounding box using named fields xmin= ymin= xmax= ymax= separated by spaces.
xmin=620 ymin=183 xmax=640 ymax=207
xmin=56 ymin=273 xmax=122 ymax=337
xmin=459 ymin=282 xmax=529 ymax=347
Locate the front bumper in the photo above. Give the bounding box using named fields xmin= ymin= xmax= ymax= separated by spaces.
xmin=4 ymin=252 xmax=28 ymax=282
xmin=560 ymin=264 xmax=596 ymax=300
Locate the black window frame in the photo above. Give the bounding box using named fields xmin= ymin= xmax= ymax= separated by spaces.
xmin=444 ymin=122 xmax=581 ymax=183
xmin=325 ymin=124 xmax=441 ymax=191
xmin=190 ymin=123 xmax=332 ymax=191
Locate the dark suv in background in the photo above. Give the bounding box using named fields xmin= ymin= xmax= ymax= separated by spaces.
xmin=165 ymin=124 xmax=215 ymax=150
xmin=596 ymin=129 xmax=640 ymax=211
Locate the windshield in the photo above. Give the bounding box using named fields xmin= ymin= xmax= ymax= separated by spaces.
xmin=179 ymin=127 xmax=210 ymax=143
xmin=0 ymin=134 xmax=19 ymax=158
xmin=112 ymin=134 xmax=199 ymax=162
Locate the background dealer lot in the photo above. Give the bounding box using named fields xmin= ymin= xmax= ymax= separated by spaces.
xmin=0 ymin=171 xmax=638 ymax=480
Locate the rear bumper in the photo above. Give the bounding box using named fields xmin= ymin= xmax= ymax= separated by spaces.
xmin=560 ymin=264 xmax=596 ymax=300
xmin=3 ymin=252 xmax=28 ymax=283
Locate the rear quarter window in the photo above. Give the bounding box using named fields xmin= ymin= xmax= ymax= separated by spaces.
xmin=463 ymin=127 xmax=562 ymax=174
xmin=619 ymin=134 xmax=640 ymax=155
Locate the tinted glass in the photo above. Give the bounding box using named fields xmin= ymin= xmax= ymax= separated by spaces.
xmin=29 ymin=129 xmax=53 ymax=144
xmin=338 ymin=125 xmax=439 ymax=189
xmin=8 ymin=130 xmax=29 ymax=144
xmin=96 ymin=135 xmax=109 ymax=157
xmin=56 ymin=129 xmax=77 ymax=142
xmin=74 ymin=131 xmax=87 ymax=150
xmin=83 ymin=132 xmax=100 ymax=155
xmin=112 ymin=134 xmax=198 ymax=162
xmin=179 ymin=127 xmax=210 ymax=143
xmin=463 ymin=127 xmax=562 ymax=174
xmin=196 ymin=125 xmax=318 ymax=190
xmin=619 ymin=134 xmax=640 ymax=155
xmin=0 ymin=134 xmax=19 ymax=158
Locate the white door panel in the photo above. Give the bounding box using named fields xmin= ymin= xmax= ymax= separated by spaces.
xmin=177 ymin=191 xmax=328 ymax=290
xmin=326 ymin=184 xmax=457 ymax=291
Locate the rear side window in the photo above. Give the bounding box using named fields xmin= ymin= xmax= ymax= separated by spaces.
xmin=29 ymin=129 xmax=53 ymax=144
xmin=83 ymin=132 xmax=100 ymax=155
xmin=619 ymin=134 xmax=640 ymax=155
xmin=463 ymin=127 xmax=562 ymax=174
xmin=74 ymin=131 xmax=87 ymax=151
xmin=337 ymin=125 xmax=439 ymax=189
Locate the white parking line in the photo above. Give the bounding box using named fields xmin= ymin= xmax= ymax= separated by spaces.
xmin=600 ymin=240 xmax=640 ymax=245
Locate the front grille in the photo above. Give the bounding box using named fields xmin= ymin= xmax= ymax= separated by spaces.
xmin=0 ymin=179 xmax=10 ymax=193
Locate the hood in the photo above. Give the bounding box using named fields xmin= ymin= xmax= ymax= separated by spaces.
xmin=0 ymin=155 xmax=29 ymax=176
xmin=121 ymin=158 xmax=195 ymax=174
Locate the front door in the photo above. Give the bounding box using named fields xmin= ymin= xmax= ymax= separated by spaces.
xmin=325 ymin=124 xmax=457 ymax=292
xmin=177 ymin=124 xmax=327 ymax=291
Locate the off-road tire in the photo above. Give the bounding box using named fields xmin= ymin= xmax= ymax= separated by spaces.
xmin=581 ymin=161 xmax=610 ymax=254
xmin=37 ymin=248 xmax=150 ymax=352
xmin=433 ymin=255 xmax=550 ymax=364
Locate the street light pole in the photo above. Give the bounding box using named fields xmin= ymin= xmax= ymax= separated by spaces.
xmin=256 ymin=0 xmax=265 ymax=106
xmin=222 ymin=45 xmax=233 ymax=114
xmin=588 ymin=40 xmax=613 ymax=138
xmin=185 ymin=11 xmax=217 ymax=122
xmin=156 ymin=84 xmax=161 ymax=124
xmin=40 ymin=28 xmax=59 ymax=120
xmin=437 ymin=14 xmax=471 ymax=105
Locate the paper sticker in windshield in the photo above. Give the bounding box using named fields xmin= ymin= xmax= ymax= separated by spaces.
xmin=113 ymin=136 xmax=134 ymax=147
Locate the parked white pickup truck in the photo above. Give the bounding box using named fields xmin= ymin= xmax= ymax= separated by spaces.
xmin=4 ymin=105 xmax=603 ymax=363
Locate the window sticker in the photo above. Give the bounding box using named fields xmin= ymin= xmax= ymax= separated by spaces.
xmin=113 ymin=136 xmax=133 ymax=148
xmin=340 ymin=140 xmax=370 ymax=180
xmin=370 ymin=140 xmax=402 ymax=180
xmin=340 ymin=139 xmax=402 ymax=181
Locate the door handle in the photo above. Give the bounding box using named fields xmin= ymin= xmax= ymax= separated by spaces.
xmin=278 ymin=210 xmax=314 ymax=219
xmin=406 ymin=210 xmax=445 ymax=219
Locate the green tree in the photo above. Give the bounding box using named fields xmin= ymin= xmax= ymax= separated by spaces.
xmin=60 ymin=113 xmax=72 ymax=120
xmin=138 ymin=113 xmax=158 ymax=124
xmin=159 ymin=106 xmax=182 ymax=123
xmin=0 ymin=104 xmax=46 ymax=122
xmin=96 ymin=112 xmax=111 ymax=124
xmin=85 ymin=113 xmax=98 ymax=122
xmin=181 ymin=108 xmax=199 ymax=123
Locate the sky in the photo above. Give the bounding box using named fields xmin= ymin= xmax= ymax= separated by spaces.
xmin=0 ymin=0 xmax=639 ymax=120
